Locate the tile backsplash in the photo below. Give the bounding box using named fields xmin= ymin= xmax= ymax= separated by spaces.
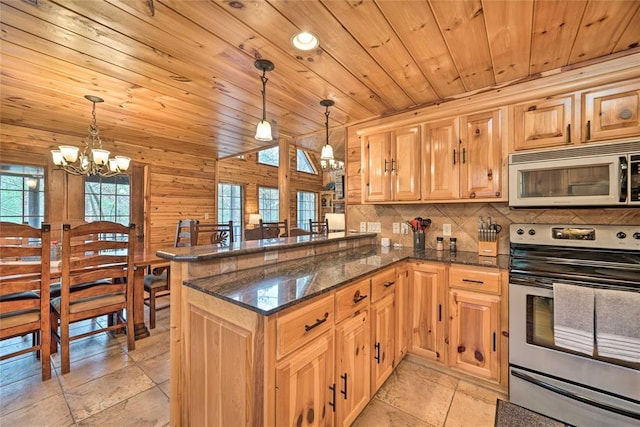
xmin=346 ymin=203 xmax=640 ymax=254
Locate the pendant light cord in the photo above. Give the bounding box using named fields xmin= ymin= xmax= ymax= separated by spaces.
xmin=261 ymin=71 xmax=268 ymax=121
xmin=325 ymin=104 xmax=330 ymax=145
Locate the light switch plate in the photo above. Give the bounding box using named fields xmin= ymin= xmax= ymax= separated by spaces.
xmin=368 ymin=222 xmax=381 ymax=233
xmin=401 ymin=223 xmax=409 ymax=234
xmin=392 ymin=223 xmax=400 ymax=234
xmin=360 ymin=222 xmax=367 ymax=232
xmin=443 ymin=224 xmax=452 ymax=236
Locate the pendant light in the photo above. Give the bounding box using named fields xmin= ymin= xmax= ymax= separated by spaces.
xmin=320 ymin=99 xmax=335 ymax=169
xmin=254 ymin=59 xmax=275 ymax=141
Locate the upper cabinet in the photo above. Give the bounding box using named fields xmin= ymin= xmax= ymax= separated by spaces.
xmin=422 ymin=110 xmax=503 ymax=201
xmin=582 ymin=81 xmax=640 ymax=142
xmin=513 ymin=95 xmax=574 ymax=151
xmin=364 ymin=126 xmax=420 ymax=202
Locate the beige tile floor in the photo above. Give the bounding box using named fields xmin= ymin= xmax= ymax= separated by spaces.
xmin=1 ymin=298 xmax=506 ymax=426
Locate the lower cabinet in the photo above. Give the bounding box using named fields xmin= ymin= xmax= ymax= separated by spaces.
xmin=371 ymin=292 xmax=395 ymax=393
xmin=275 ymin=331 xmax=335 ymax=427
xmin=448 ymin=290 xmax=500 ymax=381
xmin=410 ymin=262 xmax=447 ymax=362
xmin=335 ymin=310 xmax=370 ymax=427
xmin=395 ymin=264 xmax=411 ymax=362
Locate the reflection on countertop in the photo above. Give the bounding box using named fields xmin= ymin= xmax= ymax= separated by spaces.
xmin=185 ymin=245 xmax=509 ymax=315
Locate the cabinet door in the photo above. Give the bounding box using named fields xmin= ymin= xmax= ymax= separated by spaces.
xmin=411 ymin=262 xmax=447 ymax=362
xmin=583 ymin=82 xmax=640 ymax=142
xmin=460 ymin=110 xmax=502 ymax=199
xmin=395 ymin=265 xmax=411 ymax=362
xmin=335 ymin=311 xmax=370 ymax=427
xmin=513 ymin=96 xmax=574 ymax=150
xmin=422 ymin=118 xmax=460 ymax=200
xmin=371 ymin=293 xmax=395 ymax=393
xmin=448 ymin=290 xmax=500 ymax=382
xmin=276 ymin=332 xmax=335 ymax=427
xmin=391 ymin=126 xmax=420 ymax=201
xmin=364 ymin=132 xmax=391 ymax=202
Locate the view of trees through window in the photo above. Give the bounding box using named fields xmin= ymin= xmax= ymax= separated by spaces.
xmin=85 ymin=174 xmax=130 ymax=225
xmin=258 ymin=186 xmax=279 ymax=222
xmin=0 ymin=163 xmax=45 ymax=227
xmin=296 ymin=149 xmax=316 ymax=174
xmin=297 ymin=191 xmax=317 ymax=229
xmin=257 ymin=146 xmax=279 ymax=167
xmin=218 ymin=182 xmax=242 ymax=242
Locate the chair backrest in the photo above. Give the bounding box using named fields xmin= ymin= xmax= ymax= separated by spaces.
xmin=259 ymin=219 xmax=288 ymax=239
xmin=0 ymin=222 xmax=51 ymax=334
xmin=175 ymin=219 xmax=194 ymax=247
xmin=61 ymin=221 xmax=135 ymax=306
xmin=244 ymin=227 xmax=263 ymax=241
xmin=190 ymin=220 xmax=234 ymax=246
xmin=309 ymin=219 xmax=329 ymax=235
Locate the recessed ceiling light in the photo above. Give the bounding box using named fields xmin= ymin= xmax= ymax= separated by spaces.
xmin=291 ymin=31 xmax=319 ymax=51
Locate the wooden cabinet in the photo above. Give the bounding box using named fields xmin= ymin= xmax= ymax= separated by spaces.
xmin=276 ymin=294 xmax=334 ymax=359
xmin=275 ymin=331 xmax=335 ymax=427
xmin=513 ymin=95 xmax=574 ymax=150
xmin=335 ymin=310 xmax=370 ymax=427
xmin=583 ymin=81 xmax=640 ymax=142
xmin=370 ymin=292 xmax=395 ymax=393
xmin=410 ymin=261 xmax=447 ymax=362
xmin=394 ymin=264 xmax=411 ymax=362
xmin=422 ymin=118 xmax=460 ymax=200
xmin=460 ymin=109 xmax=503 ymax=199
xmin=448 ymin=265 xmax=501 ymax=383
xmin=364 ymin=126 xmax=420 ymax=202
xmin=421 ymin=110 xmax=502 ymax=201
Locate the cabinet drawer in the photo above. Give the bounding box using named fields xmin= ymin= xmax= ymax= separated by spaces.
xmin=371 ymin=268 xmax=396 ymax=302
xmin=449 ymin=266 xmax=501 ymax=294
xmin=335 ymin=278 xmax=370 ymax=323
xmin=276 ymin=294 xmax=334 ymax=359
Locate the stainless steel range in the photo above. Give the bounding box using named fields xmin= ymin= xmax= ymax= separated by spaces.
xmin=509 ymin=223 xmax=640 ymax=427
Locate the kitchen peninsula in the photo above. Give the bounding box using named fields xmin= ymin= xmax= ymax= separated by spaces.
xmin=158 ymin=233 xmax=509 ymax=426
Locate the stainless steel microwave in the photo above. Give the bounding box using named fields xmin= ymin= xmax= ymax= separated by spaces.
xmin=509 ymin=140 xmax=640 ymax=207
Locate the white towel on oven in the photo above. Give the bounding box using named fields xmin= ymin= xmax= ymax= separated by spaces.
xmin=553 ymin=283 xmax=594 ymax=356
xmin=595 ymin=289 xmax=640 ymax=363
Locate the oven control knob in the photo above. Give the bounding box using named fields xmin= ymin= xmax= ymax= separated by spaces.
xmin=634 ymin=232 xmax=640 ymax=240
xmin=528 ymin=229 xmax=536 ymax=236
xmin=616 ymin=232 xmax=627 ymax=239
xmin=516 ymin=228 xmax=524 ymax=235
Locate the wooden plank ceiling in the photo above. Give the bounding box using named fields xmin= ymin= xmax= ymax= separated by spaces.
xmin=1 ymin=0 xmax=639 ymax=159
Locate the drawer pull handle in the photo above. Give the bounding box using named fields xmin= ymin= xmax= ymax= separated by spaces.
xmin=383 ymin=281 xmax=395 ymax=288
xmin=462 ymin=279 xmax=484 ymax=285
xmin=374 ymin=342 xmax=381 ymax=363
xmin=304 ymin=313 xmax=328 ymax=332
xmin=352 ymin=293 xmax=368 ymax=303
xmin=329 ymin=383 xmax=336 ymax=412
xmin=340 ymin=373 xmax=348 ymax=399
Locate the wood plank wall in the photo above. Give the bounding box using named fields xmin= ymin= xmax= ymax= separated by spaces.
xmin=217 ymin=143 xmax=323 ymax=230
xmin=0 ymin=123 xmax=216 ymax=251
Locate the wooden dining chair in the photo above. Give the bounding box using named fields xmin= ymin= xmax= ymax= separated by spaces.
xmin=143 ymin=218 xmax=196 ymax=329
xmin=259 ymin=219 xmax=288 ymax=239
xmin=190 ymin=220 xmax=234 ymax=246
xmin=51 ymin=221 xmax=136 ymax=374
xmin=0 ymin=222 xmax=52 ymax=381
xmin=309 ymin=219 xmax=329 ymax=235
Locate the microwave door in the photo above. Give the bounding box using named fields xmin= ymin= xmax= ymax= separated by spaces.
xmin=509 ymin=155 xmax=621 ymax=207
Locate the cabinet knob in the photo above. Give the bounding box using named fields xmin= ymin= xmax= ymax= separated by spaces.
xmin=487 ymin=169 xmax=493 ymax=180
xmin=495 ymin=191 xmax=501 ymax=197
xmin=470 ymin=192 xmax=476 ymax=199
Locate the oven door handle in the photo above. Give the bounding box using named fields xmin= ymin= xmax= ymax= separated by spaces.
xmin=511 ymin=370 xmax=640 ymax=420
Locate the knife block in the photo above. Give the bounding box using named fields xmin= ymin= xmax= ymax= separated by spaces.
xmin=478 ymin=241 xmax=498 ymax=257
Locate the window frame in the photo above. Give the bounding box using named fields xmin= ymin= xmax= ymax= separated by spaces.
xmin=296 ymin=149 xmax=318 ymax=175
xmin=296 ymin=190 xmax=317 ymax=230
xmin=217 ymin=182 xmax=243 ymax=242
xmin=84 ymin=174 xmax=131 ymax=226
xmin=0 ymin=163 xmax=45 ymax=227
xmin=258 ymin=186 xmax=280 ymax=222
xmin=257 ymin=146 xmax=279 ymax=167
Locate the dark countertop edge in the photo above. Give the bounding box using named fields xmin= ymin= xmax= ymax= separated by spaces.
xmin=183 ymin=248 xmax=509 ymax=316
xmin=155 ymin=231 xmax=377 ymax=261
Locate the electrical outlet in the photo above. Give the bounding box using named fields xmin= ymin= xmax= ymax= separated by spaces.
xmin=392 ymin=223 xmax=400 ymax=234
xmin=443 ymin=223 xmax=452 ymax=236
xmin=204 ymin=213 xmax=209 ymax=220
xmin=401 ymin=223 xmax=409 ymax=234
xmin=360 ymin=222 xmax=367 ymax=232
xmin=367 ymin=222 xmax=381 ymax=233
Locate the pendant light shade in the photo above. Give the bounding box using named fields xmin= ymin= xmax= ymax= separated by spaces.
xmin=320 ymin=143 xmax=334 ymax=160
xmin=254 ymin=59 xmax=275 ymax=142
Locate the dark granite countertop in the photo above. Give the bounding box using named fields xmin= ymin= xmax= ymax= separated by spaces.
xmin=185 ymin=245 xmax=509 ymax=316
xmin=155 ymin=231 xmax=377 ymax=261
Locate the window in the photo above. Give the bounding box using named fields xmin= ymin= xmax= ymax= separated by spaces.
xmin=85 ymin=175 xmax=130 ymax=225
xmin=296 ymin=149 xmax=317 ymax=174
xmin=258 ymin=187 xmax=279 ymax=222
xmin=0 ymin=163 xmax=45 ymax=227
xmin=218 ymin=183 xmax=242 ymax=242
xmin=258 ymin=146 xmax=279 ymax=167
xmin=297 ymin=191 xmax=317 ymax=229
